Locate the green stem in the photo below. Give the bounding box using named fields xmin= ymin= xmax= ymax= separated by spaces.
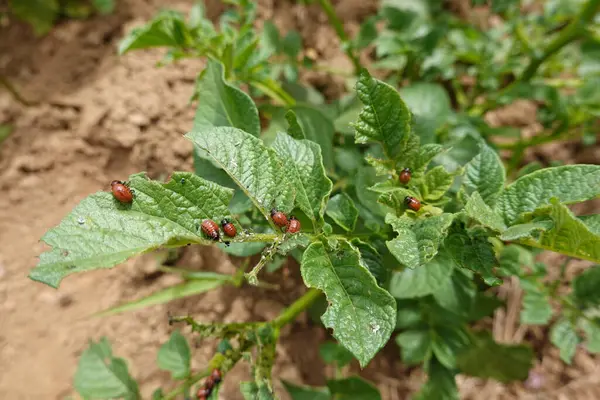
xmin=317 ymin=0 xmax=361 ymax=75
xmin=272 ymin=288 xmax=322 ymax=328
xmin=519 ymin=0 xmax=600 ymax=83
xmin=164 ymin=289 xmax=321 ymax=399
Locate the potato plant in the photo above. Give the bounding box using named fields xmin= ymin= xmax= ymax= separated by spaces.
xmin=29 ymin=0 xmax=600 ymax=399
xmin=6 ymin=0 xmax=114 ymax=35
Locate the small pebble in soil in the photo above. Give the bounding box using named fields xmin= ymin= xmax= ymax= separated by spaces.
xmin=524 ymin=370 xmax=545 ymax=390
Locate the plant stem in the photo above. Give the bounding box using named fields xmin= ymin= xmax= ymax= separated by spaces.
xmin=317 ymin=0 xmax=361 ymax=75
xmin=519 ymin=0 xmax=600 ymax=83
xmin=164 ymin=289 xmax=321 ymax=399
xmin=273 ymin=288 xmax=321 ymax=328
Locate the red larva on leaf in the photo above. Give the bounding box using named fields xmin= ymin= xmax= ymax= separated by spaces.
xmin=270 ymin=208 xmax=288 ymax=227
xmin=399 ymin=168 xmax=411 ymax=184
xmin=286 ymin=216 xmax=301 ymax=234
xmin=111 ymin=180 xmax=133 ymax=203
xmin=196 ymin=386 xmax=211 ymax=400
xmin=404 ymin=196 xmax=421 ymax=212
xmin=201 ymin=219 xmax=220 ymax=241
xmin=221 ymin=219 xmax=236 ymax=238
xmin=211 ymin=369 xmax=222 ymax=384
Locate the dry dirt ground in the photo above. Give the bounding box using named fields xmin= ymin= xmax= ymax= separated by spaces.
xmin=1 ymin=1 xmax=599 ymax=399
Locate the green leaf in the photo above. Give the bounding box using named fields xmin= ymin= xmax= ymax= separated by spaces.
xmin=413 ymin=359 xmax=459 ymax=400
xmin=30 ymin=172 xmax=234 ymax=288
xmin=431 ymin=326 xmax=470 ymax=369
xmin=301 ymin=241 xmax=396 ymax=367
xmin=456 ymin=332 xmax=533 ymax=382
xmin=463 ymin=145 xmax=506 ymax=207
xmin=580 ymin=319 xmax=600 ymax=353
xmin=386 ymin=213 xmax=454 ymax=269
xmin=396 ymin=329 xmax=432 ymax=365
xmin=9 ymin=0 xmax=59 ymax=35
xmin=355 ymin=167 xmax=387 ymax=218
xmin=292 ymin=106 xmax=335 ymax=170
xmin=522 ymin=201 xmax=600 ymax=263
xmin=421 ymin=165 xmax=456 ymax=201
xmin=118 ymin=11 xmax=190 ymax=54
xmin=433 ymin=269 xmax=476 ymax=318
xmin=496 ymin=165 xmax=600 ymax=225
xmin=0 ymin=124 xmax=13 ymax=144
xmin=272 ymin=133 xmax=332 ymax=226
xmin=92 ymin=0 xmax=115 ymax=14
xmin=355 ymin=16 xmax=379 ymax=49
xmin=498 ymin=244 xmax=533 ymax=276
xmin=376 ymin=187 xmax=419 ymax=214
xmin=464 ymin=192 xmax=507 ymax=232
xmin=74 ymin=338 xmax=140 ymax=399
xmin=260 ymin=21 xmax=280 ymax=58
xmin=186 ymin=127 xmax=295 ymax=218
xmin=319 ymin=342 xmax=355 ymax=367
xmin=157 ymin=331 xmax=190 ymax=380
xmin=550 ymin=319 xmax=579 ymax=364
xmin=94 ymin=276 xmax=229 ymax=317
xmin=193 ymin=60 xmax=260 ymax=137
xmin=500 ymin=220 xmax=553 ymax=241
xmin=352 ymin=239 xmax=390 ymax=286
xmin=573 ymin=265 xmax=600 ymax=307
xmin=282 ymin=381 xmax=329 ymax=400
xmin=400 ymin=83 xmax=452 ymax=144
xmin=389 ymin=249 xmax=455 ymax=299
xmin=580 ymin=214 xmax=600 ymax=235
xmin=445 ymin=225 xmax=500 ymax=286
xmin=354 ymin=69 xmax=411 ymax=159
xmin=327 ymin=377 xmax=381 ymax=400
xmin=240 ymin=381 xmax=275 ymax=400
xmin=519 ymin=279 xmax=553 ymax=325
xmin=282 ymin=30 xmax=302 ymax=58
xmin=326 ymin=193 xmax=359 ymax=231
xmin=285 ymin=110 xmax=305 ymax=140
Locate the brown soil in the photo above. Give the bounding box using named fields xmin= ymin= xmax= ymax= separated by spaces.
xmin=1 ymin=1 xmax=598 ymax=399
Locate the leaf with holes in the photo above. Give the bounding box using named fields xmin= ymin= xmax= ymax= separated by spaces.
xmin=29 ymin=172 xmax=234 ymax=288
xmin=386 ymin=213 xmax=454 ymax=269
xmin=301 ymin=240 xmax=396 ymax=367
